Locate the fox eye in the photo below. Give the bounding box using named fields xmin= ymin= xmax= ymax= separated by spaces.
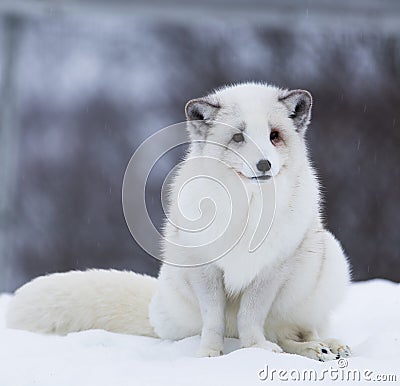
xmin=270 ymin=130 xmax=281 ymax=144
xmin=232 ymin=133 xmax=245 ymax=143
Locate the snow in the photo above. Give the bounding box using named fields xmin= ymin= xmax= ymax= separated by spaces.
xmin=0 ymin=279 xmax=399 ymax=385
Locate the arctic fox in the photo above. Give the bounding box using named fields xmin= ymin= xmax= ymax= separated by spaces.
xmin=6 ymin=83 xmax=351 ymax=361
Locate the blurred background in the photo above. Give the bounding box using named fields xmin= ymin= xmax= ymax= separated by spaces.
xmin=0 ymin=0 xmax=399 ymax=292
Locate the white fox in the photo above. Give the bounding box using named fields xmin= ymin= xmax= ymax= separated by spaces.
xmin=6 ymin=83 xmax=351 ymax=361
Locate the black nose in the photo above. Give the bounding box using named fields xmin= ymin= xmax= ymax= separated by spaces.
xmin=256 ymin=159 xmax=271 ymax=172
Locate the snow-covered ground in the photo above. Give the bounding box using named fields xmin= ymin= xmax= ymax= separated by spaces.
xmin=0 ymin=279 xmax=399 ymax=385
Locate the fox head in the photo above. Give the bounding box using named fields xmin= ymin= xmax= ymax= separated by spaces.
xmin=185 ymin=83 xmax=312 ymax=182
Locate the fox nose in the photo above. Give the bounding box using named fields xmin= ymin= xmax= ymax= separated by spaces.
xmin=256 ymin=159 xmax=271 ymax=172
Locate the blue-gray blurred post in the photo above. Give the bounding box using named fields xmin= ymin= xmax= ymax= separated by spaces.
xmin=0 ymin=15 xmax=22 ymax=290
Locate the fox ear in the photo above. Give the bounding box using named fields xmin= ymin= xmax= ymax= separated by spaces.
xmin=185 ymin=97 xmax=220 ymax=122
xmin=185 ymin=97 xmax=221 ymax=139
xmin=279 ymin=89 xmax=312 ymax=133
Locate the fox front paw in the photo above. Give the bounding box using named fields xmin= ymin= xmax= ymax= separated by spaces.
xmin=197 ymin=346 xmax=223 ymax=357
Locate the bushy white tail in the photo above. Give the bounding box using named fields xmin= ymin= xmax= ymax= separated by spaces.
xmin=6 ymin=269 xmax=158 ymax=337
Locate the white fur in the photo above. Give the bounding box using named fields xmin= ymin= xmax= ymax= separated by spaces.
xmin=150 ymin=83 xmax=351 ymax=360
xmin=6 ymin=270 xmax=157 ymax=336
xmin=6 ymin=83 xmax=351 ymax=361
